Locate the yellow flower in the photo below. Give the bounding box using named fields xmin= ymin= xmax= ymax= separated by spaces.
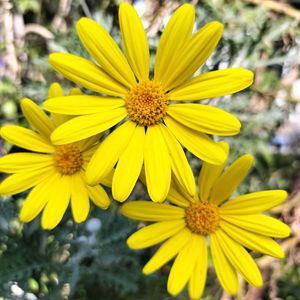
xmin=0 ymin=83 xmax=110 ymax=230
xmin=44 ymin=3 xmax=253 ymax=202
xmin=121 ymin=142 xmax=290 ymax=299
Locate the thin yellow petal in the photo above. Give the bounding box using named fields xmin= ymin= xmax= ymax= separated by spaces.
xmin=50 ymin=107 xmax=127 ymax=145
xmin=86 ymin=121 xmax=136 ymax=185
xmin=168 ymin=68 xmax=254 ymax=100
xmin=167 ymin=104 xmax=241 ymax=136
xmin=143 ymin=228 xmax=192 ymax=275
xmin=164 ymin=116 xmax=227 ymax=165
xmin=220 ymin=220 xmax=285 ymax=258
xmin=48 ymin=82 xmax=64 ymax=98
xmin=221 ymin=214 xmax=290 ymax=238
xmin=215 ymin=229 xmax=263 ymax=287
xmin=121 ymin=201 xmax=185 ymax=222
xmin=20 ymin=98 xmax=54 ymax=139
xmin=71 ymin=173 xmax=90 ymax=223
xmin=159 ymin=124 xmax=196 ymax=196
xmin=44 ymin=95 xmax=124 ymax=115
xmin=198 ymin=141 xmax=229 ymax=202
xmin=49 ymin=53 xmax=128 ymax=96
xmin=86 ymin=184 xmax=110 ymax=209
xmin=188 ymin=235 xmax=207 ymax=300
xmin=211 ymin=154 xmax=254 ymax=205
xmin=167 ymin=234 xmax=201 ymax=296
xmin=0 ymin=153 xmax=53 ymax=173
xmin=127 ymin=220 xmax=186 ymax=249
xmin=41 ymin=175 xmax=71 ymax=230
xmin=144 ymin=125 xmax=171 ymax=202
xmin=1 ymin=125 xmax=54 ymax=153
xmin=210 ymin=233 xmax=238 ymax=295
xmin=119 ymin=2 xmax=149 ymax=81
xmin=161 ymin=21 xmax=223 ymax=91
xmin=113 ymin=126 xmax=144 ymax=202
xmin=220 ymin=190 xmax=288 ymax=214
xmin=76 ymin=18 xmax=136 ymax=88
xmin=19 ymin=173 xmax=60 ymax=222
xmin=0 ymin=166 xmax=55 ymax=195
xmin=69 ymin=87 xmax=82 ymax=95
xmin=154 ymin=4 xmax=195 ymax=84
xmin=167 ymin=181 xmax=193 ymax=207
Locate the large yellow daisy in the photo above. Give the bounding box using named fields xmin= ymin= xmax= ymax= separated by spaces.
xmin=0 ymin=83 xmax=110 ymax=230
xmin=121 ymin=142 xmax=290 ymax=299
xmin=44 ymin=3 xmax=253 ymax=202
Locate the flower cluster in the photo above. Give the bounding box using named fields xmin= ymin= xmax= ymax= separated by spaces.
xmin=0 ymin=3 xmax=290 ymax=299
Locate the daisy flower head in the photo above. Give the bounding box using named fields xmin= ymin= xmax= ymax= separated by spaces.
xmin=0 ymin=83 xmax=110 ymax=230
xmin=44 ymin=3 xmax=254 ymax=203
xmin=121 ymin=142 xmax=290 ymax=299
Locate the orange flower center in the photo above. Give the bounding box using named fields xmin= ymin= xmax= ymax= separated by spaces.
xmin=54 ymin=144 xmax=83 ymax=175
xmin=125 ymin=80 xmax=168 ymax=126
xmin=185 ymin=202 xmax=220 ymax=235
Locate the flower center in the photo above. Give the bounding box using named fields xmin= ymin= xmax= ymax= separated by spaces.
xmin=54 ymin=144 xmax=83 ymax=175
xmin=125 ymin=80 xmax=168 ymax=126
xmin=185 ymin=202 xmax=220 ymax=235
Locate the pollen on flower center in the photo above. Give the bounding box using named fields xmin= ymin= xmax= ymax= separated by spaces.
xmin=54 ymin=144 xmax=83 ymax=175
xmin=185 ymin=202 xmax=220 ymax=235
xmin=125 ymin=80 xmax=168 ymax=126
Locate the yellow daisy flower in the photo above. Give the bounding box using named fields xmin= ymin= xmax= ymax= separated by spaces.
xmin=43 ymin=3 xmax=253 ymax=202
xmin=121 ymin=142 xmax=290 ymax=299
xmin=0 ymin=83 xmax=110 ymax=230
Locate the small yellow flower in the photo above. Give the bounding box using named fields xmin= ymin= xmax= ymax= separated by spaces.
xmin=44 ymin=3 xmax=253 ymax=203
xmin=121 ymin=142 xmax=290 ymax=299
xmin=0 ymin=83 xmax=111 ymax=230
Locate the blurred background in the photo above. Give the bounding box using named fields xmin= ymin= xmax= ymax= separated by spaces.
xmin=1 ymin=0 xmax=300 ymax=299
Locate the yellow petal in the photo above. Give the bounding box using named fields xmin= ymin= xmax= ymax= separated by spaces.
xmin=220 ymin=190 xmax=288 ymax=214
xmin=86 ymin=120 xmax=136 ymax=185
xmin=48 ymin=82 xmax=64 ymax=98
xmin=44 ymin=95 xmax=124 ymax=115
xmin=119 ymin=2 xmax=149 ymax=81
xmin=215 ymin=229 xmax=263 ymax=287
xmin=41 ymin=175 xmax=71 ymax=230
xmin=127 ymin=220 xmax=186 ymax=249
xmin=0 ymin=166 xmax=55 ymax=195
xmin=167 ymin=234 xmax=202 ymax=296
xmin=164 ymin=116 xmax=226 ymax=165
xmin=113 ymin=126 xmax=145 ymax=202
xmin=49 ymin=53 xmax=128 ymax=96
xmin=71 ymin=173 xmax=90 ymax=223
xmin=19 ymin=173 xmax=60 ymax=222
xmin=143 ymin=228 xmax=192 ymax=275
xmin=167 ymin=104 xmax=241 ymax=136
xmin=69 ymin=87 xmax=82 ymax=95
xmin=51 ymin=107 xmax=127 ymax=145
xmin=198 ymin=141 xmax=229 ymax=202
xmin=161 ymin=21 xmax=223 ymax=91
xmin=220 ymin=220 xmax=285 ymax=258
xmin=1 ymin=125 xmax=54 ymax=153
xmin=211 ymin=154 xmax=254 ymax=205
xmin=121 ymin=201 xmax=185 ymax=222
xmin=168 ymin=68 xmax=254 ymax=100
xmin=0 ymin=153 xmax=53 ymax=173
xmin=188 ymin=235 xmax=207 ymax=300
xmin=154 ymin=4 xmax=195 ymax=85
xmin=210 ymin=233 xmax=238 ymax=295
xmin=76 ymin=18 xmax=136 ymax=88
xmin=20 ymin=98 xmax=54 ymax=139
xmin=221 ymin=214 xmax=290 ymax=238
xmin=159 ymin=124 xmax=196 ymax=196
xmin=167 ymin=181 xmax=193 ymax=207
xmin=144 ymin=125 xmax=171 ymax=202
xmin=86 ymin=184 xmax=110 ymax=209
